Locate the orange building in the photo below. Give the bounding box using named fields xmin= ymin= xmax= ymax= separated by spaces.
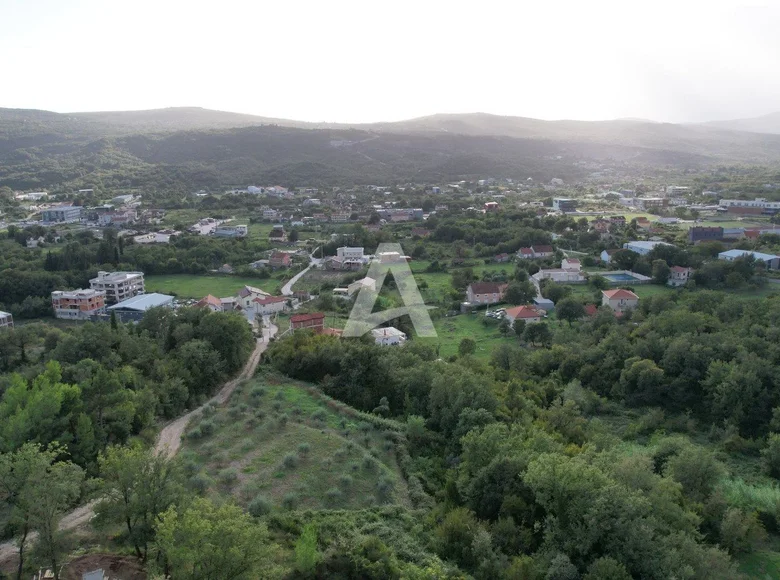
xmin=52 ymin=289 xmax=107 ymax=320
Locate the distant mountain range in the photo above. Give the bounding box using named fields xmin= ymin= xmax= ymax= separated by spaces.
xmin=2 ymin=107 xmax=780 ymax=191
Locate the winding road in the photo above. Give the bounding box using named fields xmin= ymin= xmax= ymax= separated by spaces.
xmin=0 ymin=324 xmax=277 ymax=567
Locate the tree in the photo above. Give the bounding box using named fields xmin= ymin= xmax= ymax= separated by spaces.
xmin=664 ymin=446 xmax=725 ymax=503
xmin=96 ymin=446 xmax=184 ymax=560
xmin=584 ymin=557 xmax=631 ymax=580
xmin=28 ymin=457 xmax=84 ymax=580
xmin=295 ymin=524 xmax=321 ymax=576
xmin=651 ymin=259 xmax=671 ymax=285
xmin=611 ymin=249 xmax=639 ymax=271
xmin=719 ymin=508 xmax=766 ymax=555
xmin=196 ymin=312 xmax=254 ymax=375
xmin=523 ymin=323 xmax=551 ymax=347
xmin=556 ymin=298 xmax=586 ymax=325
xmin=513 ymin=319 xmax=526 ymax=338
xmin=504 ymin=281 xmax=536 ymax=305
xmin=542 ymin=282 xmax=572 ymax=304
xmin=588 ymin=275 xmax=610 ymax=291
xmin=459 ymin=338 xmax=477 ymax=357
xmin=761 ymin=434 xmax=780 ymax=479
xmin=288 ymin=229 xmax=300 ymax=243
xmin=155 ymin=498 xmax=272 ymax=580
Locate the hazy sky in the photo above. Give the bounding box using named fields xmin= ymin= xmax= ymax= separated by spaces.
xmin=3 ymin=0 xmax=780 ymax=123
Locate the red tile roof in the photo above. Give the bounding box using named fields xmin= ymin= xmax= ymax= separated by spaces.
xmin=290 ymin=312 xmax=325 ymax=324
xmin=602 ymin=289 xmax=639 ymax=300
xmin=506 ymin=305 xmax=543 ymax=319
xmin=519 ymin=247 xmax=533 ymax=255
xmin=253 ymin=295 xmax=288 ymax=305
xmin=532 ymin=245 xmax=554 ymax=253
xmin=468 ymin=282 xmax=507 ymax=295
xmin=670 ymin=266 xmax=691 ymax=273
xmin=195 ymin=294 xmax=221 ymax=308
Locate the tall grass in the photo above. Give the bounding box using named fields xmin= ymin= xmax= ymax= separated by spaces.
xmin=720 ymin=478 xmax=780 ymax=514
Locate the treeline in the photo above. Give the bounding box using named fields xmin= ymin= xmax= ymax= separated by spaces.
xmin=0 ymin=308 xmax=253 ymax=472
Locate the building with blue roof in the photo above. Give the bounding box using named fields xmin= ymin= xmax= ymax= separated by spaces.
xmin=106 ymin=292 xmax=174 ymax=322
xmin=718 ymin=249 xmax=780 ymax=269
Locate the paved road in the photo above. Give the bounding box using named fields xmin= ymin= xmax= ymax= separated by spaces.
xmin=0 ymin=324 xmax=277 ymax=567
xmin=281 ymin=248 xmax=322 ymax=296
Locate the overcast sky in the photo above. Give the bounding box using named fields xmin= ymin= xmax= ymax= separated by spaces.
xmin=3 ymin=0 xmax=779 ymax=123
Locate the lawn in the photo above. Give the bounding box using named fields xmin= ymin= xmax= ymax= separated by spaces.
xmin=416 ymin=312 xmax=516 ymax=360
xmin=178 ymin=374 xmax=410 ymax=512
xmin=738 ymin=550 xmax=780 ymax=579
xmin=145 ymin=274 xmax=280 ymax=298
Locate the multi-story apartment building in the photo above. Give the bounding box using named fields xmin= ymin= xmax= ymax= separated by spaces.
xmin=0 ymin=311 xmax=13 ymax=329
xmin=51 ymin=289 xmax=107 ymax=319
xmin=41 ymin=206 xmax=82 ymax=223
xmin=89 ymin=271 xmax=145 ymax=304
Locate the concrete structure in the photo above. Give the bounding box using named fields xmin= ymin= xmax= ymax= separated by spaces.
xmin=718 ymin=249 xmax=780 ymax=269
xmin=41 ymin=206 xmax=81 ymax=223
xmin=719 ymin=198 xmax=780 ymax=215
xmin=0 ymin=311 xmax=13 ymax=329
xmin=348 ymin=277 xmax=376 ymax=296
xmin=602 ymin=289 xmax=639 ymax=314
xmin=561 ymin=258 xmax=581 ymax=271
xmin=252 ymin=295 xmax=289 ymax=315
xmin=90 ymin=271 xmax=145 ymax=304
xmin=106 ymin=293 xmax=174 ymax=322
xmin=214 ymin=224 xmax=248 ymax=238
xmin=668 ymin=266 xmax=694 ymax=287
xmin=532 ymin=269 xmax=586 ymax=283
xmin=290 ymin=312 xmax=325 ymax=332
xmin=466 ymin=282 xmax=508 ymax=305
xmin=268 ymin=225 xmax=286 ymax=241
xmin=237 ymin=285 xmax=271 ymax=309
xmin=371 ymin=326 xmax=407 ymax=346
xmin=688 ymin=227 xmax=723 ymax=244
xmin=378 ymin=251 xmax=402 ymax=263
xmin=533 ymin=297 xmax=555 ymax=311
xmin=600 ymin=249 xmax=618 ymax=263
xmin=622 ymin=241 xmax=673 ymax=256
xmin=553 ymin=198 xmax=577 ymax=212
xmin=51 ymin=289 xmax=107 ymax=320
xmin=133 ymin=231 xmax=175 ymax=244
xmin=505 ymin=305 xmax=544 ymax=326
xmin=531 ymin=245 xmax=554 ymax=258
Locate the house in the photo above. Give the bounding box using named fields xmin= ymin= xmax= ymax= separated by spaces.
xmin=330 ymin=213 xmax=350 ymax=223
xmin=466 ymin=282 xmax=508 ymax=305
xmin=517 ymin=247 xmax=534 ymax=260
xmin=484 ymin=201 xmax=499 ymax=212
xmin=262 ymin=209 xmax=278 ymax=221
xmin=89 ymin=271 xmax=145 ymax=304
xmin=252 ymin=295 xmax=289 ymax=315
xmin=324 ymin=256 xmax=363 ymax=271
xmin=51 ymin=289 xmax=107 ymax=320
xmin=337 ymin=247 xmax=366 ymax=262
xmin=214 ymin=225 xmax=248 ymax=238
xmin=0 ymin=311 xmax=14 ymax=329
xmin=552 ymin=198 xmax=577 ymax=212
xmin=269 ymin=252 xmax=292 ymax=269
xmin=106 ymin=293 xmax=174 ymax=323
xmin=220 ymin=297 xmax=240 ymax=311
xmin=41 ymin=206 xmax=82 ymax=223
xmin=505 ymin=305 xmax=544 ymax=326
xmin=371 ymin=327 xmax=407 ymax=346
xmin=668 ymin=266 xmax=693 ymax=287
xmin=249 ymin=259 xmax=269 ymax=269
xmin=494 ymin=253 xmax=510 ymax=263
xmin=561 ymin=258 xmax=581 ymax=271
xmin=348 ymin=277 xmax=376 ymax=296
xmin=378 ymin=251 xmax=402 ymax=263
xmin=237 ymin=285 xmax=271 ymax=309
xmin=601 ymin=289 xmax=639 ymax=314
xmin=533 ymin=297 xmax=555 ymax=311
xmin=600 ymin=249 xmax=619 ymax=263
xmin=195 ymin=294 xmax=223 ymax=312
xmin=217 ymin=264 xmax=234 ymax=274
xmin=268 ymin=225 xmax=286 ymax=242
xmin=532 ymin=269 xmax=586 ymax=283
xmin=290 ymin=312 xmax=325 ymax=332
xmin=622 ymin=241 xmax=673 ymax=256
xmin=531 ymin=245 xmax=554 ymax=258
xmin=635 ymin=218 xmax=652 ymax=230
xmin=718 ymin=249 xmax=780 ymax=269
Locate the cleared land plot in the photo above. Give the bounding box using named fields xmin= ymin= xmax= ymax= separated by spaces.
xmin=145 ymin=274 xmax=279 ymax=298
xmin=178 ymin=376 xmax=410 ymax=512
xmin=416 ymin=313 xmax=516 ymax=360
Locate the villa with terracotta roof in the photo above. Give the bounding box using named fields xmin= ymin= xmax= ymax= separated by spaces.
xmin=505 ymin=305 xmax=544 ymax=326
xmin=253 ymin=295 xmax=289 ymax=315
xmin=195 ymin=294 xmax=223 ymax=312
xmin=601 ymin=289 xmax=639 ymax=313
xmin=668 ymin=266 xmax=694 ymax=287
xmin=466 ymin=282 xmax=508 ymax=305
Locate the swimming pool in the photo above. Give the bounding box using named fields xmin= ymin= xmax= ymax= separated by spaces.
xmin=604 ymin=273 xmax=643 ymax=282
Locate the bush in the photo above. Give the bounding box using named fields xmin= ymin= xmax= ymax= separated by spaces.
xmin=376 ymin=477 xmax=394 ymax=501
xmin=762 ymin=433 xmax=780 ymax=479
xmin=278 ymin=414 xmax=289 ymax=428
xmin=325 ymin=487 xmax=343 ymax=506
xmin=199 ymin=420 xmax=215 ymax=436
xmin=349 ymin=462 xmax=360 ymax=472
xmin=248 ymin=494 xmax=272 ymax=517
xmin=720 ymin=508 xmax=766 ymax=554
xmin=282 ymin=493 xmax=298 ymax=510
xmin=272 ymin=401 xmax=282 ymax=411
xmin=311 ymin=409 xmax=327 ymax=422
xmin=187 ymin=427 xmax=202 ymax=440
xmin=362 ymin=456 xmax=376 ymax=471
xmin=297 ymin=443 xmax=311 ymax=456
xmin=250 ymin=386 xmax=266 ymax=399
xmin=275 ymin=390 xmax=285 ymax=400
xmin=338 ymin=474 xmax=353 ymax=489
xmin=218 ymin=467 xmax=238 ymax=486
xmin=334 ymin=447 xmax=347 ymax=461
xmin=188 ymin=473 xmax=211 ymax=495
xmin=584 ymin=557 xmax=632 ymax=580
xmin=282 ymin=452 xmax=299 ymax=469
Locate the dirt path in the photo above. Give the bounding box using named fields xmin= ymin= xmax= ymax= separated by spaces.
xmin=0 ymin=327 xmax=276 ymax=567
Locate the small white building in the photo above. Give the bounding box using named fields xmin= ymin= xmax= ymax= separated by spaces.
xmin=561 ymin=258 xmax=581 ymax=271
xmin=371 ymin=327 xmax=407 ymax=346
xmin=337 ymin=247 xmax=366 ymax=262
xmin=378 ymin=251 xmax=402 ymax=263
xmin=252 ymin=295 xmax=289 ymax=315
xmin=0 ymin=311 xmax=13 ymax=329
xmin=622 ymin=241 xmax=673 ymax=256
xmin=348 ymin=277 xmax=376 ymax=296
xmin=668 ymin=266 xmax=693 ymax=287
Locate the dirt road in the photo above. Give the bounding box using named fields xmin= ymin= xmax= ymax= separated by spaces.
xmin=0 ymin=328 xmax=276 ymax=567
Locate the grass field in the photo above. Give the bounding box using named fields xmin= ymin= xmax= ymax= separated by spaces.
xmin=416 ymin=313 xmax=516 ymax=360
xmin=145 ymin=274 xmax=280 ymax=298
xmin=178 ymin=374 xmax=409 ymax=512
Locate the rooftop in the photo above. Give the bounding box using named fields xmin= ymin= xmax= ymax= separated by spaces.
xmin=506 ymin=305 xmax=543 ymax=319
xmin=107 ymin=293 xmax=173 ymax=312
xmin=719 ymin=249 xmax=779 ymax=261
xmin=603 ymin=289 xmax=639 ymax=300
xmin=291 ymin=312 xmax=325 ymax=324
xmin=52 ymin=288 xmax=105 ymax=298
xmin=371 ymin=327 xmax=406 ymax=338
xmin=91 ymin=271 xmax=144 ymax=283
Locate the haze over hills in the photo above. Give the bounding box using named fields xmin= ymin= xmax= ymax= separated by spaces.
xmin=699 ymin=112 xmax=780 ymax=135
xmin=3 ymin=106 xmax=780 ymax=191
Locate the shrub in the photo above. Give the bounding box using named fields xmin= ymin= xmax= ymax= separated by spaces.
xmin=362 ymin=456 xmax=376 ymax=471
xmin=248 ymin=494 xmax=272 ymax=517
xmin=325 ymin=487 xmax=343 ymax=506
xmin=272 ymin=401 xmax=282 ymax=412
xmin=283 ymin=452 xmax=299 ymax=469
xmin=376 ymin=477 xmax=394 ymax=501
xmin=762 ymin=433 xmax=780 ymax=479
xmin=349 ymin=462 xmax=360 ymax=472
xmin=346 ymin=441 xmax=356 ymax=453
xmin=199 ymin=420 xmax=215 ymax=436
xmin=359 ymin=422 xmax=372 ymax=433
xmin=338 ymin=474 xmax=353 ymax=489
xmin=297 ymin=443 xmax=311 ymax=456
xmin=250 ymin=386 xmax=266 ymax=399
xmin=218 ymin=468 xmax=238 ymax=486
xmin=238 ymin=403 xmax=248 ymax=413
xmin=202 ymin=403 xmax=216 ymax=417
xmin=311 ymin=409 xmax=327 ymax=422
xmin=720 ymin=508 xmax=766 ymax=554
xmin=188 ymin=473 xmax=211 ymax=495
xmin=282 ymin=493 xmax=298 ymax=510
xmin=278 ymin=414 xmax=289 ymax=428
xmin=321 ymin=457 xmax=333 ymax=470
xmin=584 ymin=557 xmax=631 ymax=580
xmin=291 ymin=406 xmax=302 ymax=416
xmin=187 ymin=427 xmax=202 ymax=440
xmin=334 ymin=448 xmax=347 ymax=461
xmin=275 ymin=390 xmax=285 ymax=400
xmin=228 ymin=406 xmax=243 ymax=419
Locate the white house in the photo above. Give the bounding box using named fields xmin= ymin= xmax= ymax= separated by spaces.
xmin=252 ymin=295 xmax=289 ymax=315
xmin=347 ymin=277 xmax=376 ymax=296
xmin=561 ymin=258 xmax=581 ymax=271
xmin=371 ymin=327 xmax=407 ymax=346
xmin=602 ymin=289 xmax=639 ymax=314
xmin=532 ymin=269 xmax=585 ymax=283
xmin=505 ymin=305 xmax=543 ymax=326
xmin=600 ymin=249 xmax=618 ymax=263
xmin=237 ymin=285 xmax=271 ymax=309
xmin=337 ymin=247 xmax=366 ymax=262
xmin=668 ymin=266 xmax=693 ymax=287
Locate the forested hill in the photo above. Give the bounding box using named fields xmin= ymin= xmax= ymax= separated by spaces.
xmin=4 ymin=107 xmax=780 ymax=191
